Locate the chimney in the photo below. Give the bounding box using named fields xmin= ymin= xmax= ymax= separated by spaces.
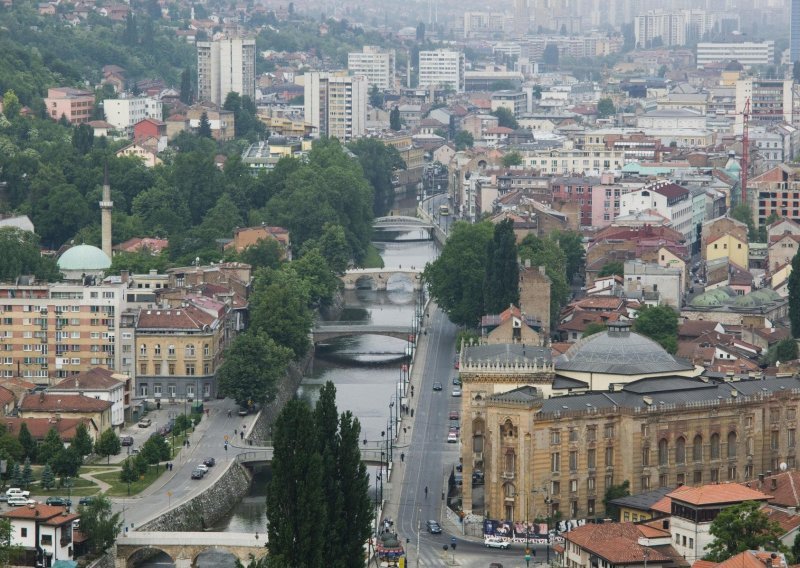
xmin=771 ymin=478 xmax=778 ymax=491
xmin=39 ymin=391 xmax=45 ymax=403
xmin=538 ymin=265 xmax=545 ymax=275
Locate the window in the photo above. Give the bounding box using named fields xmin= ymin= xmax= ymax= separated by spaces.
xmin=659 ymin=439 xmax=669 ymax=466
xmin=659 ymin=474 xmax=668 ymax=487
xmin=140 ymin=384 xmax=148 ymax=397
xmin=551 ymin=481 xmax=560 ymax=495
xmin=588 ymin=499 xmax=595 ymax=516
xmin=551 ymin=430 xmax=561 ymax=445
xmin=604 ymin=424 xmax=614 ymax=438
xmin=154 ymin=344 xmax=161 ymax=355
xmin=771 ymin=408 xmax=780 ymax=423
xmin=154 ymin=384 xmax=162 ymax=397
xmin=641 ymin=476 xmax=650 ymax=490
xmin=20 ymin=528 xmax=27 ymax=537
xmin=605 ymin=447 xmax=614 ymax=467
xmin=168 ymin=385 xmax=176 ymax=398
xmin=771 ymin=431 xmax=779 ymax=450
xmin=693 ymin=435 xmax=703 ymax=462
xmin=587 ymin=427 xmax=596 ymax=442
xmin=642 ymin=445 xmax=650 ymax=466
xmin=745 ymin=464 xmax=753 ymax=479
xmin=710 ymin=433 xmax=720 ymax=459
xmin=588 ymin=477 xmax=595 ymax=491
xmin=570 ymin=451 xmax=578 ymax=471
xmin=711 ymin=468 xmax=719 ymax=482
xmin=139 ymin=363 xmax=147 ymax=375
xmin=186 ymin=344 xmax=195 ymax=357
xmin=588 ymin=448 xmax=596 ymax=469
xmin=728 ymin=466 xmax=737 ymax=480
xmin=186 ymin=364 xmax=195 ymax=376
xmin=140 ymin=345 xmax=147 ymax=356
xmin=569 ymin=429 xmax=578 ymax=442
xmin=676 ymin=436 xmax=686 ymax=464
xmin=693 ymin=471 xmax=702 ymax=484
xmin=204 ymin=343 xmax=210 ymax=356
xmin=727 ymin=431 xmax=737 ymax=458
xmin=551 ymin=453 xmax=560 ymax=472
xmin=570 ymin=479 xmax=578 ymax=493
xmin=168 ymin=363 xmax=175 ymax=376
xmin=790 ymin=429 xmax=796 ymax=449
xmin=168 ymin=344 xmax=175 ymax=356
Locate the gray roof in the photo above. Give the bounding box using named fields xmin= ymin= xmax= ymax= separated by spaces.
xmin=608 ymin=487 xmax=674 ymax=510
xmin=489 ymin=385 xmax=543 ymax=405
xmin=555 ymin=322 xmax=694 ymax=375
xmin=462 ymin=344 xmax=552 ymax=365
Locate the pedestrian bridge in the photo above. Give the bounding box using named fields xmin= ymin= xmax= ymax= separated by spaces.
xmin=373 ymin=215 xmax=434 ymax=230
xmin=117 ymin=531 xmax=267 ymax=567
xmin=235 ymin=445 xmax=387 ymax=466
xmin=340 ymin=267 xmax=423 ymax=291
xmin=312 ymin=321 xmax=415 ymax=343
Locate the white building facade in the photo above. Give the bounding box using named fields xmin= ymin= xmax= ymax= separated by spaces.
xmin=348 ymin=46 xmax=396 ymax=91
xmin=103 ymin=97 xmax=163 ymax=131
xmin=304 ymin=72 xmax=367 ymax=141
xmin=197 ymin=37 xmax=256 ymax=106
xmin=418 ymin=50 xmax=465 ymax=93
xmin=696 ymin=41 xmax=774 ymax=68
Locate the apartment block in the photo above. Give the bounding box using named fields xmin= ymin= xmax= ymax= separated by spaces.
xmin=619 ymin=180 xmax=694 ymax=245
xmin=103 ymin=96 xmax=163 ymax=131
xmin=197 ymin=37 xmax=256 ymax=106
xmin=490 ymin=91 xmax=527 ymax=117
xmin=735 ymin=78 xmax=793 ymax=132
xmin=304 ymin=72 xmax=367 ymax=141
xmin=521 ymin=147 xmax=625 ymax=177
xmin=43 ymin=87 xmax=94 ymax=124
xmin=0 ymin=281 xmax=128 ymax=385
xmin=347 ymin=46 xmax=396 ymax=91
xmin=696 ymin=41 xmax=774 ymax=68
xmin=418 ymin=50 xmax=465 ymax=93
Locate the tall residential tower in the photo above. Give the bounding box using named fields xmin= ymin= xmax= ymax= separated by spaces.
xmin=197 ymin=37 xmax=256 ymax=106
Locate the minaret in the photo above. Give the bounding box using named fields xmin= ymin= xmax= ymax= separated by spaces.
xmin=99 ymin=164 xmax=113 ymax=260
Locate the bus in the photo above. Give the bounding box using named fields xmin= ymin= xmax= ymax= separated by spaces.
xmin=439 ymin=204 xmax=450 ymax=216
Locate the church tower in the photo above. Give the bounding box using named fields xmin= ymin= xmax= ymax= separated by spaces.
xmin=99 ymin=164 xmax=113 ymax=260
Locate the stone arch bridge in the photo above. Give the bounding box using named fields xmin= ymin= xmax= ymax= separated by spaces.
xmin=117 ymin=532 xmax=266 ymax=567
xmin=340 ymin=267 xmax=423 ymax=291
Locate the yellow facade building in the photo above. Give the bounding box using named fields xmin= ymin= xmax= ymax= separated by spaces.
xmin=705 ymin=233 xmax=749 ymax=268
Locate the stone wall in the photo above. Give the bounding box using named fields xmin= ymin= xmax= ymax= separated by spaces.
xmin=248 ymin=353 xmax=311 ymax=444
xmin=83 ymin=548 xmax=117 ymax=568
xmin=139 ymin=462 xmax=252 ymax=532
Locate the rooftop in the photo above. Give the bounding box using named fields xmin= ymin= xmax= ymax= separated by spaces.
xmin=19 ymin=393 xmax=112 ymax=414
xmin=667 ymin=483 xmax=771 ymax=506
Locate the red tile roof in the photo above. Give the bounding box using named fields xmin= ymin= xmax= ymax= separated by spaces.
xmin=3 ymin=504 xmax=78 ymax=525
xmin=668 ymin=483 xmax=771 ymax=506
xmin=136 ymin=304 xmax=216 ymax=330
xmin=715 ymin=551 xmax=786 ymax=568
xmin=19 ymin=393 xmax=112 ymax=413
xmin=651 ymin=485 xmax=691 ymax=514
xmin=747 ymin=471 xmax=800 ymax=508
xmin=565 ymin=523 xmax=673 ymax=565
xmin=760 ymin=504 xmax=800 ymax=535
xmin=53 ymin=367 xmax=124 ymax=391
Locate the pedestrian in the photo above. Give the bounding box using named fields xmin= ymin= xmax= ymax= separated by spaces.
xmin=248 ymin=438 xmax=253 ymax=446
xmin=240 ymin=431 xmax=244 ymax=440
xmin=411 ymin=408 xmax=414 ymax=417
xmin=228 ymin=409 xmax=232 ymax=417
xmin=234 ymin=428 xmax=237 ymax=435
xmin=400 ymin=452 xmax=405 ymax=462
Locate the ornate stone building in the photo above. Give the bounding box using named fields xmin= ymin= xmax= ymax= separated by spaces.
xmin=458 ymin=323 xmax=800 ymax=524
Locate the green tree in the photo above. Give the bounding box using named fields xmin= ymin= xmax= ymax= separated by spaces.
xmin=597 ymin=98 xmax=616 ymax=119
xmin=79 ymin=494 xmax=123 ymax=554
xmin=390 ymin=107 xmax=401 ymax=131
xmin=237 ymin=238 xmax=284 ymax=269
xmin=454 ymin=130 xmax=474 ymax=150
xmin=791 ymin=251 xmax=800 ymax=338
xmin=633 ymin=305 xmax=679 ymax=354
xmin=603 ymin=480 xmax=630 ymax=520
xmin=348 ymin=138 xmax=406 ymax=217
xmin=335 ymin=410 xmax=372 ymax=565
xmin=267 ymin=400 xmax=326 ymax=567
xmin=73 ymin=422 xmax=93 ymax=457
xmin=95 ymin=429 xmax=121 ymax=464
xmin=705 ymin=501 xmax=785 ymax=561
xmin=791 ymin=531 xmax=800 ymax=564
xmin=502 ymin=151 xmax=523 ymax=167
xmin=2 ymin=90 xmax=21 ymax=119
xmin=9 ymin=463 xmax=21 ymax=487
xmin=369 ymin=85 xmax=384 ymax=108
xmin=0 ymin=517 xmax=20 ymax=566
xmin=249 ymin=268 xmax=313 ymax=359
xmin=598 ymin=261 xmax=624 ymax=277
xmin=51 ymin=447 xmax=82 ymax=478
xmin=767 ymin=337 xmax=799 ymax=364
xmin=582 ymin=322 xmax=606 ymax=338
xmin=119 ymin=458 xmax=138 ymax=494
xmin=0 ymin=228 xmax=61 ymax=282
xmin=555 ymin=231 xmax=585 ymax=282
xmin=491 ymin=107 xmax=519 ymax=130
xmin=731 ymin=204 xmax=758 ymax=242
xmin=140 ymin=435 xmax=170 ymax=470
xmin=40 ymin=464 xmax=55 ymax=490
xmin=423 ymin=221 xmax=494 ymax=326
xmin=543 ymin=43 xmax=559 ymax=66
xmin=198 ymin=111 xmax=212 ymax=138
xmin=518 ymin=234 xmax=570 ymax=330
xmin=314 ymin=223 xmax=350 ymax=275
xmin=17 ymin=423 xmax=36 ymax=463
xmin=20 ymin=458 xmax=32 ymax=489
xmin=180 ymin=67 xmax=193 ymax=104
xmin=72 ymin=123 xmax=94 ymax=155
xmin=37 ymin=427 xmax=63 ymax=465
xmin=217 ymin=331 xmax=294 ymax=407
xmin=483 ymin=219 xmax=519 ymax=314
xmin=290 ymin=247 xmax=340 ymax=306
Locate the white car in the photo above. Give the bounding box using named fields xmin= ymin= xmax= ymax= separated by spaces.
xmin=447 ymin=431 xmax=458 ymax=443
xmin=8 ymin=496 xmax=35 ymax=507
xmin=195 ymin=463 xmax=209 ymax=473
xmin=451 ymin=388 xmax=462 ymax=397
xmin=5 ymin=488 xmax=30 ymax=499
xmin=484 ymin=536 xmax=510 ymax=549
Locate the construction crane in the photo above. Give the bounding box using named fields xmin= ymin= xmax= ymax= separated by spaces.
xmin=740 ymin=97 xmax=751 ymax=207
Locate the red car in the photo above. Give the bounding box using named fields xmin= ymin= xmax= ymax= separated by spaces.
xmin=453 ymin=360 xmax=459 ymax=370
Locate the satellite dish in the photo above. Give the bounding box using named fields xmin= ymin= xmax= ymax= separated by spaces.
xmin=780 ymin=462 xmax=788 ymax=472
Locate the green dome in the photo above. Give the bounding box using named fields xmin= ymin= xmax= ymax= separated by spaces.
xmin=733 ymin=294 xmax=757 ymax=307
xmin=691 ymin=292 xmax=722 ymax=307
xmin=57 ymin=245 xmax=111 ymax=271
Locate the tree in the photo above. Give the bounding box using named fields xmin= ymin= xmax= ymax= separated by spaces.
xmin=582 ymin=323 xmax=606 ymax=338
xmin=217 ymin=331 xmax=294 ymax=407
xmin=483 ymin=219 xmax=519 ymax=314
xmin=597 ymin=98 xmax=616 ymax=119
xmin=197 ymin=111 xmax=212 ymax=138
xmin=543 ymin=43 xmax=559 ymax=66
xmin=555 ymin=231 xmax=585 ymax=283
xmin=348 ymin=138 xmax=406 ymax=217
xmin=40 ymin=464 xmax=55 ymax=490
xmin=9 ymin=463 xmax=21 ymax=487
xmin=424 ymin=221 xmax=494 ymax=326
xmin=598 ymin=261 xmax=624 ymax=278
xmin=37 ymin=427 xmax=63 ymax=465
xmin=51 ymin=447 xmax=82 ymax=477
xmin=0 ymin=517 xmax=20 ymax=566
xmin=267 ymin=400 xmax=326 ymax=567
xmin=633 ymin=305 xmax=679 ymax=354
xmin=95 ymin=429 xmax=121 ymax=464
xmin=731 ymin=204 xmax=758 ymax=242
xmin=17 ymin=423 xmax=36 ymax=463
xmin=454 ymin=130 xmax=474 ymax=150
xmin=767 ymin=337 xmax=799 ymax=364
xmin=315 ymin=223 xmax=350 ymax=275
xmin=491 ymin=107 xmax=519 ymax=130
xmin=790 ymin=251 xmax=800 ymax=338
xmin=119 ymin=458 xmax=138 ymax=494
xmin=705 ymin=501 xmax=785 ymax=561
xmin=20 ymin=458 xmax=32 ymax=488
xmin=791 ymin=531 xmax=800 ymax=564
xmin=73 ymin=422 xmax=93 ymax=457
xmin=2 ymin=90 xmax=21 ymax=119
xmin=603 ymin=480 xmax=630 ymax=520
xmin=0 ymin=228 xmax=61 ymax=282
xmin=72 ymin=123 xmax=94 ymax=155
xmin=502 ymin=151 xmax=523 ymax=167
xmin=180 ymin=67 xmax=193 ymax=104
xmin=249 ymin=268 xmax=313 ymax=359
xmin=369 ymin=85 xmax=384 ymax=108
xmin=238 ymin=238 xmax=284 ymax=270
xmin=389 ymin=106 xmax=401 ymax=131
xmin=79 ymin=494 xmax=123 ymax=554
xmin=290 ymin=247 xmax=340 ymax=306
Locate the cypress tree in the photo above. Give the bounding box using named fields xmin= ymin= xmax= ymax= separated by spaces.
xmin=337 ymin=411 xmax=373 ymax=566
xmin=18 ymin=423 xmax=36 ymax=462
xmin=314 ymin=383 xmax=343 ymax=562
xmin=40 ymin=464 xmax=55 ymax=490
xmin=484 ymin=218 xmax=520 ymax=314
xmin=73 ymin=422 xmax=93 ymax=457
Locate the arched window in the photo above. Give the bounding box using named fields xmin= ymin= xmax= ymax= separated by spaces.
xmin=710 ymin=433 xmax=720 ymax=459
xmin=504 ymin=483 xmax=516 ymax=498
xmin=473 ymin=418 xmax=485 ymax=454
xmin=693 ymin=435 xmax=703 ymax=462
xmin=676 ymin=437 xmax=686 ymax=465
xmin=168 ymin=344 xmax=175 ymax=356
xmin=139 ymin=344 xmax=147 ymax=355
xmin=504 ymin=450 xmax=516 ymax=474
xmin=658 ymin=439 xmax=669 ymax=466
xmin=154 ymin=344 xmax=161 ymax=355
xmin=642 ymin=445 xmax=650 ymax=466
xmin=727 ymin=431 xmax=737 ymax=458
xmin=185 ymin=344 xmax=195 ymax=357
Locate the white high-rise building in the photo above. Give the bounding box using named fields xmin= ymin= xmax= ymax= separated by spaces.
xmin=103 ymin=97 xmax=163 ymax=131
xmin=696 ymin=41 xmax=774 ymax=68
xmin=418 ymin=49 xmax=465 ymax=92
xmin=348 ymin=46 xmax=396 ymax=91
xmin=304 ymin=72 xmax=367 ymax=141
xmin=197 ymin=37 xmax=256 ymax=106
xmin=634 ymin=10 xmax=687 ymax=47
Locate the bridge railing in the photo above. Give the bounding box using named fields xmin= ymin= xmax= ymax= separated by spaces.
xmin=236 ymin=447 xmax=385 ymax=464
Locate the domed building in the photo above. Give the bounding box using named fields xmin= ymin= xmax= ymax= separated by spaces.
xmin=553 ymin=321 xmax=698 ymax=393
xmin=57 ymin=244 xmax=112 ymax=281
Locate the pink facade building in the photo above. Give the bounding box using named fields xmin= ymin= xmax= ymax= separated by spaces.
xmin=44 ymin=87 xmax=94 ymax=124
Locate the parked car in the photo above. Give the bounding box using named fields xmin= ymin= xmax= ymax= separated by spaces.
xmin=203 ymin=457 xmax=216 ymax=467
xmin=451 ymin=388 xmax=462 ymax=397
xmin=6 ymin=488 xmax=30 ymax=499
xmin=447 ymin=431 xmax=458 ymax=443
xmin=8 ymin=496 xmax=35 ymax=507
xmin=484 ymin=536 xmax=510 ymax=549
xmin=452 ymin=376 xmax=461 ymax=386
xmin=432 ymin=382 xmax=443 ymax=391
xmin=454 ymin=360 xmax=459 ymax=370
xmin=191 ymin=468 xmax=205 ymax=480
xmin=426 ymin=520 xmax=442 ymax=534
xmin=449 ymin=411 xmax=459 ymax=421
xmin=78 ymin=497 xmax=95 ymax=506
xmin=137 ymin=418 xmax=152 ymax=428
xmin=45 ymin=496 xmax=72 ymax=507
xmin=120 ymin=435 xmax=134 ymax=446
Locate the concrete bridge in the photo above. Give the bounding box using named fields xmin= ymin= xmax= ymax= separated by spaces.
xmin=117 ymin=531 xmax=267 ymax=567
xmin=373 ymin=215 xmax=434 ymax=231
xmin=312 ymin=322 xmax=414 ymax=343
xmin=235 ymin=445 xmax=387 ymax=466
xmin=340 ymin=267 xmax=423 ymax=291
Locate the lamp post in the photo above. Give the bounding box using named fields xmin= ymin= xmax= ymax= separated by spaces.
xmin=388 ymin=404 xmax=394 ymax=463
xmin=379 ymin=452 xmax=385 ymax=503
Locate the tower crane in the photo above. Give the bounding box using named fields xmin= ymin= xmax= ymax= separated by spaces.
xmin=740 ymin=97 xmax=751 ymax=207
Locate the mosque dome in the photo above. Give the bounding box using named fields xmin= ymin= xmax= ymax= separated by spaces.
xmin=57 ymin=244 xmax=111 ymax=271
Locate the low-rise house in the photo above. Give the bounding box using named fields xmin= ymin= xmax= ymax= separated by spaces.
xmin=116 ymin=139 xmax=162 ymax=168
xmin=4 ymin=417 xmax=99 ymax=444
xmin=479 ymin=305 xmax=543 ymax=345
xmin=18 ymin=393 xmax=113 ymax=435
xmin=2 ymin=504 xmax=79 ymax=566
xmin=49 ymin=367 xmax=128 ymax=430
xmin=224 ymin=225 xmax=291 ymax=259
xmin=560 ymin=521 xmax=680 ymax=568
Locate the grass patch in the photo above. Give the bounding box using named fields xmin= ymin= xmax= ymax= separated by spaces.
xmin=362 ymin=244 xmax=385 ymax=269
xmin=30 ymin=476 xmax=100 ymax=497
xmin=94 ymin=465 xmax=163 ymax=497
